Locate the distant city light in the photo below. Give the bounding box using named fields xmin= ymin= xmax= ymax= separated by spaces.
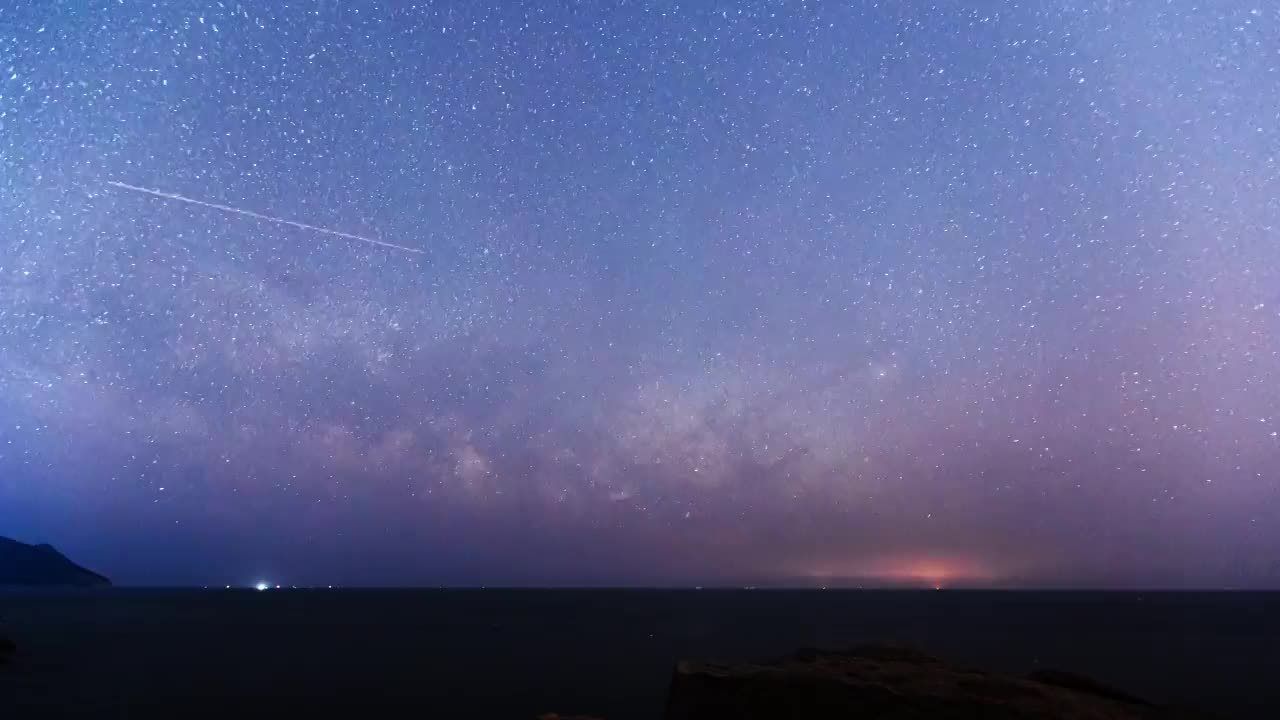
xmin=255 ymin=582 xmax=269 ymax=591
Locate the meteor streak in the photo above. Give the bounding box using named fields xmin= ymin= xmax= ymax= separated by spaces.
xmin=106 ymin=181 xmax=425 ymax=255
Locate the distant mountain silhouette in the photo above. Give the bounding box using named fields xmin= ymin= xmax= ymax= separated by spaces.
xmin=0 ymin=536 xmax=111 ymax=587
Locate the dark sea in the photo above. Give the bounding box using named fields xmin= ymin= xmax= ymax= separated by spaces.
xmin=1 ymin=589 xmax=1277 ymax=718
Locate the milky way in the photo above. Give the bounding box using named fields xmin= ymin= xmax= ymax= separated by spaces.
xmin=1 ymin=2 xmax=1277 ymax=587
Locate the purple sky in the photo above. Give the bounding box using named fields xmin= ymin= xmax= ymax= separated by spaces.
xmin=1 ymin=1 xmax=1277 ymax=587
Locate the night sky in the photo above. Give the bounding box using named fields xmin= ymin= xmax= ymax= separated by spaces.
xmin=2 ymin=2 xmax=1277 ymax=588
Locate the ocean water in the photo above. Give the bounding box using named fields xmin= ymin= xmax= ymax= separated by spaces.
xmin=1 ymin=589 xmax=1277 ymax=718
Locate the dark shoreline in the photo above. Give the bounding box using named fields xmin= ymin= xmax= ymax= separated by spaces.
xmin=3 ymin=590 xmax=1276 ymax=718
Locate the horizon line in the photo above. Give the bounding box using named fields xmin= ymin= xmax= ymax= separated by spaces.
xmin=23 ymin=584 xmax=1277 ymax=593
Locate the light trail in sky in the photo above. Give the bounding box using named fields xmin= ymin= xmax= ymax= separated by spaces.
xmin=106 ymin=180 xmax=425 ymax=255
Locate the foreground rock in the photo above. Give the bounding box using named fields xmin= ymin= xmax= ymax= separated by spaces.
xmin=665 ymin=644 xmax=1199 ymax=719
xmin=0 ymin=536 xmax=111 ymax=587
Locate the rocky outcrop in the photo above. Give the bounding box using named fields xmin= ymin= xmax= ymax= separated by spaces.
xmin=664 ymin=644 xmax=1199 ymax=719
xmin=1028 ymin=669 xmax=1156 ymax=708
xmin=0 ymin=536 xmax=111 ymax=587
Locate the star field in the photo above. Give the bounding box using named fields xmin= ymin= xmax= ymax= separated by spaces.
xmin=1 ymin=1 xmax=1277 ymax=587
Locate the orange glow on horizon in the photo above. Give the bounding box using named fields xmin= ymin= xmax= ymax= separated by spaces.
xmin=804 ymin=553 xmax=1005 ymax=588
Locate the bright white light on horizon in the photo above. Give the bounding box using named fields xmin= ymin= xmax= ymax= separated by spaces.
xmin=255 ymin=582 xmax=269 ymax=591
